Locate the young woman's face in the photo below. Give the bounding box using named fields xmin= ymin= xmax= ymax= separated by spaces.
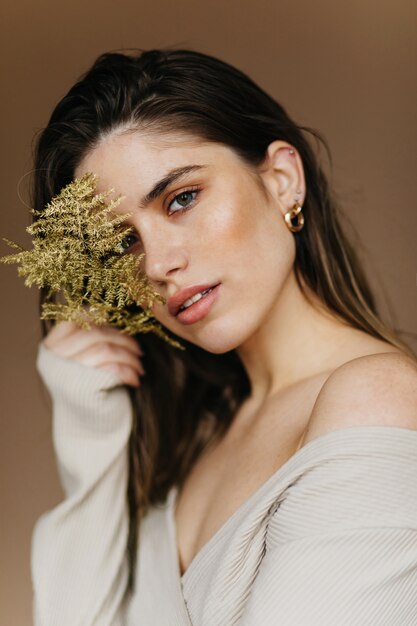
xmin=75 ymin=129 xmax=297 ymax=353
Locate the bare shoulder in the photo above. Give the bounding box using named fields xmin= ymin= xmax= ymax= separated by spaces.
xmin=302 ymin=350 xmax=417 ymax=446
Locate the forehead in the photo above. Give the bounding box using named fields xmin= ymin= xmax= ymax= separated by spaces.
xmin=75 ymin=129 xmax=242 ymax=191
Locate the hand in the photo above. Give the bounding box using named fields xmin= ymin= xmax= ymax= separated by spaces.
xmin=43 ymin=321 xmax=145 ymax=388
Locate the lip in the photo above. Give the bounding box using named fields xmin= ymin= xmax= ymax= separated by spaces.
xmin=176 ymin=283 xmax=221 ymax=325
xmin=168 ymin=283 xmax=220 ymax=317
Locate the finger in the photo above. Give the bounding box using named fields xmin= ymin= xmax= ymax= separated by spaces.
xmin=88 ymin=324 xmax=144 ymax=353
xmin=100 ymin=363 xmax=140 ymax=388
xmin=99 ymin=356 xmax=146 ymax=377
xmin=71 ymin=342 xmax=145 ymax=376
xmin=43 ymin=321 xmax=79 ymax=347
xmin=52 ymin=329 xmax=143 ymax=360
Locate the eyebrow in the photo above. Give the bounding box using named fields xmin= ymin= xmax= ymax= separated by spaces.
xmin=138 ymin=164 xmax=208 ymax=209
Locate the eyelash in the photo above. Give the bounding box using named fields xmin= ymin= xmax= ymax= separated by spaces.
xmin=119 ymin=186 xmax=201 ymax=253
xmin=166 ymin=185 xmax=201 ymax=216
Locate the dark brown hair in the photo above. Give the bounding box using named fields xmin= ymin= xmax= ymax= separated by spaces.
xmin=32 ymin=47 xmax=414 ymax=596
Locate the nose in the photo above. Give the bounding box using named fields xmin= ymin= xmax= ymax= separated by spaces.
xmin=139 ymin=223 xmax=189 ymax=286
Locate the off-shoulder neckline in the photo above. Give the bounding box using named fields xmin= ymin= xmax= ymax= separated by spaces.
xmin=168 ymin=424 xmax=417 ymax=581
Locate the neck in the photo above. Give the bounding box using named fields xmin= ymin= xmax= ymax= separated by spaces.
xmin=236 ymin=270 xmax=359 ymax=404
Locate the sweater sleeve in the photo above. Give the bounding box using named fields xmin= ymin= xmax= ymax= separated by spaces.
xmin=239 ymin=432 xmax=417 ymax=626
xmin=31 ymin=343 xmax=134 ymax=626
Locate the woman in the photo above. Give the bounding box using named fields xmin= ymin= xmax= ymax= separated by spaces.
xmin=31 ymin=48 xmax=417 ymax=625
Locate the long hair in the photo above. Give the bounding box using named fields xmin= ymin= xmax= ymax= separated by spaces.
xmin=31 ymin=47 xmax=414 ymax=595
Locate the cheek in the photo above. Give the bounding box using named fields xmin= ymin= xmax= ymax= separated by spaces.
xmin=146 ymin=192 xmax=293 ymax=334
xmin=212 ymin=194 xmax=288 ymax=272
xmin=201 ymin=195 xmax=262 ymax=253
xmin=150 ymin=300 xmax=171 ymax=324
xmin=146 ymin=271 xmax=174 ymax=318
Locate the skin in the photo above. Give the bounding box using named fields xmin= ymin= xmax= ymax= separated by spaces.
xmin=45 ymin=128 xmax=398 ymax=407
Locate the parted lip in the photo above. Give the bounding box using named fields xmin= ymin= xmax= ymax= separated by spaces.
xmin=168 ymin=283 xmax=219 ymax=317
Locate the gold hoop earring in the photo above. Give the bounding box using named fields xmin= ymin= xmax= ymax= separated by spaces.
xmin=284 ymin=203 xmax=305 ymax=233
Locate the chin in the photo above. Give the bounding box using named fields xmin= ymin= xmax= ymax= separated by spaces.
xmin=181 ymin=321 xmax=250 ymax=354
xmin=155 ymin=308 xmax=254 ymax=354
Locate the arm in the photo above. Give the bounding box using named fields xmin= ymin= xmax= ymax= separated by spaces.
xmin=31 ymin=323 xmax=144 ymax=626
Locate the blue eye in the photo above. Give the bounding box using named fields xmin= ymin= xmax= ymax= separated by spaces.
xmin=167 ymin=187 xmax=200 ymax=215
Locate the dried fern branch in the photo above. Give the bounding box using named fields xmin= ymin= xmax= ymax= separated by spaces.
xmin=1 ymin=172 xmax=184 ymax=350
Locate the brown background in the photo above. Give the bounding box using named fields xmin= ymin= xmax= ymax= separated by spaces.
xmin=1 ymin=0 xmax=416 ymax=623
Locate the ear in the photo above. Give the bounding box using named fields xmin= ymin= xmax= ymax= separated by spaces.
xmin=258 ymin=140 xmax=306 ymax=216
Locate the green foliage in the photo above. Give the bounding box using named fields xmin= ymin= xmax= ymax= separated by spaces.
xmin=1 ymin=172 xmax=184 ymax=349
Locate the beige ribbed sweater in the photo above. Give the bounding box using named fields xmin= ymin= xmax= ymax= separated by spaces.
xmin=31 ymin=343 xmax=417 ymax=625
